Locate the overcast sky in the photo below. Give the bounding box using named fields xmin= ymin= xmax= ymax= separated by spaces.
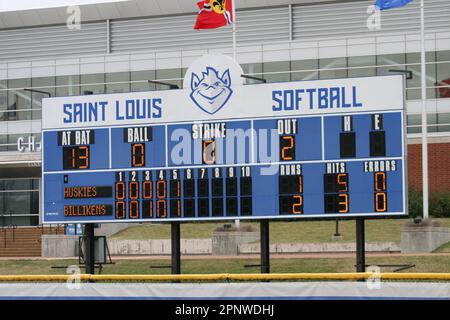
xmin=0 ymin=0 xmax=129 ymax=12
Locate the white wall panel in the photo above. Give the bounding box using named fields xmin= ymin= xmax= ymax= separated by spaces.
xmin=290 ymin=47 xmax=318 ymax=60
xmin=347 ymin=44 xmax=376 ymax=57
xmin=319 ymin=45 xmax=347 ymax=59
xmin=0 ymin=22 xmax=107 ymax=61
xmin=293 ymin=0 xmax=450 ymax=41
xmin=105 ymin=61 xmax=130 ymax=73
xmin=7 ymin=67 xmax=31 ymax=79
xmin=55 ymin=63 xmax=80 ymax=76
xmin=0 ymin=67 xmax=7 ymax=79
xmin=32 ymin=66 xmax=55 ymax=78
xmin=80 ymin=56 xmax=105 ymax=74
xmin=376 ymin=43 xmax=406 ymax=55
xmin=110 ymin=7 xmax=289 ymax=54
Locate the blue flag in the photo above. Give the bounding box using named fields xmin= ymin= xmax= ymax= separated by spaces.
xmin=375 ymin=0 xmax=413 ymax=10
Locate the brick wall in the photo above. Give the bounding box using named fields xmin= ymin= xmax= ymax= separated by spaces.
xmin=407 ymin=143 xmax=450 ymax=192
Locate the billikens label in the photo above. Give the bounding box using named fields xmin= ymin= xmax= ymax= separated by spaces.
xmin=64 ymin=205 xmax=112 ymax=216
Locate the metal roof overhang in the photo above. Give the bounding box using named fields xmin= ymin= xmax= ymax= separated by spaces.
xmin=0 ymin=0 xmax=344 ymax=29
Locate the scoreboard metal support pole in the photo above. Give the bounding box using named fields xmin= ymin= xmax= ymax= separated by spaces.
xmin=260 ymin=219 xmax=270 ymax=274
xmin=356 ymin=218 xmax=366 ymax=273
xmin=171 ymin=221 xmax=181 ymax=275
xmin=84 ymin=224 xmax=95 ymax=277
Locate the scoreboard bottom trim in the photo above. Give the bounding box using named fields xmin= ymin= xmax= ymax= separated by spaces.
xmin=42 ymin=212 xmax=406 ymax=224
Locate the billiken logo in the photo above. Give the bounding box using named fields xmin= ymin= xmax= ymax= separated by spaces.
xmin=190 ymin=67 xmax=232 ymax=115
xmin=184 ymin=54 xmax=244 ymax=115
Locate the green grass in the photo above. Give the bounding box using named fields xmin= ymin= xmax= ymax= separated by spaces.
xmin=0 ymin=255 xmax=449 ymax=275
xmin=434 ymin=242 xmax=450 ymax=253
xmin=110 ymin=218 xmax=450 ymax=244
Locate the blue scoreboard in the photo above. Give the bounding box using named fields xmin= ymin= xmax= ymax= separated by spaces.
xmin=41 ymin=55 xmax=407 ymax=224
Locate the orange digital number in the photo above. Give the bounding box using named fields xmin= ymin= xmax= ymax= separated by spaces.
xmin=71 ymin=148 xmax=76 ymax=169
xmin=115 ymin=201 xmax=126 ymax=219
xmin=281 ymin=136 xmax=295 ymax=161
xmin=175 ymin=199 xmax=181 ymax=217
xmin=298 ymin=175 xmax=303 ymax=193
xmin=338 ymin=193 xmax=349 ymax=213
xmin=375 ymin=192 xmax=387 ymax=212
xmin=175 ymin=181 xmax=181 ymax=197
xmin=129 ymin=181 xmax=139 ymax=200
xmin=148 ymin=201 xmax=153 ymax=218
xmin=115 ymin=182 xmax=125 ymax=200
xmin=156 ymin=200 xmax=167 ymax=218
xmin=79 ymin=146 xmax=89 ymax=169
xmin=292 ymin=195 xmax=303 ymax=214
xmin=129 ymin=200 xmax=139 ymax=219
xmin=142 ymin=181 xmax=153 ymax=199
xmin=132 ymin=143 xmax=145 ymax=167
xmin=203 ymin=140 xmax=216 ymax=165
xmin=374 ymin=172 xmax=386 ymax=191
xmin=156 ymin=180 xmax=166 ymax=199
xmin=337 ymin=173 xmax=348 ymax=192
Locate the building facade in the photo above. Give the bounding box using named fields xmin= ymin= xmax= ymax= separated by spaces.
xmin=0 ymin=0 xmax=449 ymax=226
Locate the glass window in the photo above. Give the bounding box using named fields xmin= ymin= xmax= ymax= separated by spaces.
xmin=377 ymin=54 xmax=406 ymax=77
xmin=0 ymin=179 xmax=36 ymax=191
xmin=155 ymin=69 xmax=182 ymax=90
xmin=0 ymin=135 xmax=6 ymax=152
xmin=348 ymin=56 xmax=376 ymax=77
xmin=435 ymin=52 xmax=449 ymax=97
xmin=0 ymin=80 xmax=7 ymax=121
xmin=377 ymin=64 xmax=406 ymax=77
xmin=438 ymin=113 xmax=450 ymax=132
xmin=406 ymin=52 xmax=437 ymax=99
xmin=291 ymin=59 xmax=319 ymax=81
xmin=407 ymin=114 xmax=421 ymax=134
xmin=7 ymin=78 xmax=31 ymax=121
xmin=319 ymin=57 xmax=347 ymax=79
xmin=406 ymin=52 xmax=436 ymax=64
xmin=241 ymin=63 xmax=263 ymax=74
xmin=0 ymin=192 xmax=34 ymax=215
xmin=0 ymin=178 xmax=39 ymax=227
xmin=436 ymin=51 xmax=450 ymax=62
xmin=10 ymin=216 xmax=39 ymax=227
xmin=0 ymin=80 xmax=6 ymax=110
xmin=6 ymin=134 xmax=23 ymax=152
xmin=241 ymin=63 xmax=263 ymax=84
xmin=31 ymin=77 xmax=55 ymax=120
xmin=378 ymin=53 xmax=406 ymax=66
xmin=406 ymin=114 xmax=442 ymax=133
xmin=80 ymin=73 xmax=105 ymax=94
xmin=106 ymin=72 xmax=130 ymax=94
xmin=131 ymin=70 xmax=156 ymax=92
xmin=427 ymin=113 xmax=438 ymax=133
xmin=182 ymin=68 xmax=188 ymax=79
xmin=406 ymin=87 xmax=421 ymax=100
xmin=56 ymin=75 xmax=80 ymax=97
xmin=263 ymin=61 xmax=290 ymax=83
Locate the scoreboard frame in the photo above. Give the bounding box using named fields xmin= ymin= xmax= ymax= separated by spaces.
xmin=41 ymin=57 xmax=407 ymax=224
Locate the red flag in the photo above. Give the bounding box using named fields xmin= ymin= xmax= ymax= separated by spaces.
xmin=194 ymin=0 xmax=233 ymax=30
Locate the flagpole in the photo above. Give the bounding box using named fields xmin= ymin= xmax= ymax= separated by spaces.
xmin=232 ymin=0 xmax=237 ymax=60
xmin=232 ymin=0 xmax=240 ymax=229
xmin=420 ymin=0 xmax=429 ymax=219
